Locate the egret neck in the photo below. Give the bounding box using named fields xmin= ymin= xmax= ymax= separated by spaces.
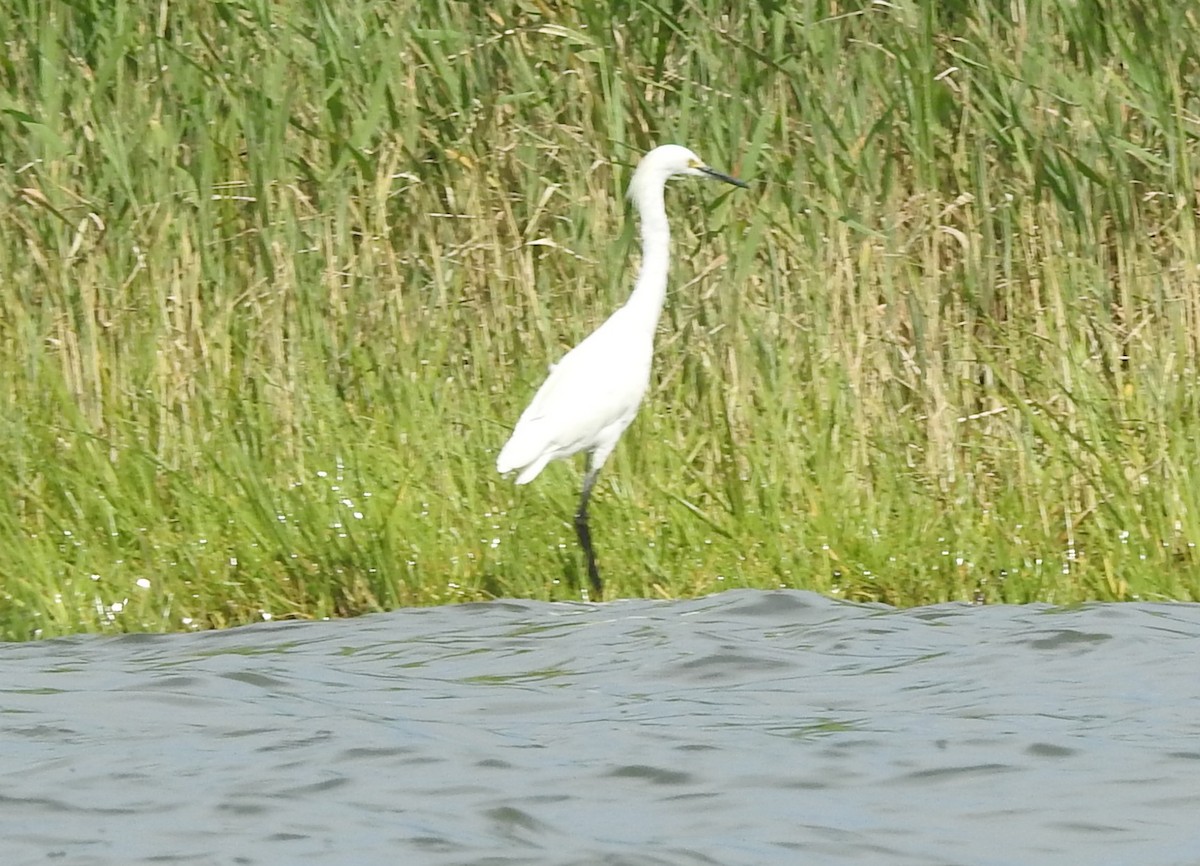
xmin=622 ymin=172 xmax=673 ymax=342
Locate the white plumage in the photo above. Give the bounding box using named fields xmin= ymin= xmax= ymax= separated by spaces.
xmin=497 ymin=144 xmax=747 ymax=597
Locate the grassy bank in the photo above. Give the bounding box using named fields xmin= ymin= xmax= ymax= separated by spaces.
xmin=2 ymin=0 xmax=1199 ymax=639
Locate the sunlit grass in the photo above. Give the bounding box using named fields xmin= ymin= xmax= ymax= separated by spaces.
xmin=2 ymin=0 xmax=1199 ymax=638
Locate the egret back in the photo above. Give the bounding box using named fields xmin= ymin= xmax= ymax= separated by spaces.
xmin=496 ymin=307 xmax=655 ymax=483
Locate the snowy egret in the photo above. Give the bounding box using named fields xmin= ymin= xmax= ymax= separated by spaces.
xmin=496 ymin=144 xmax=747 ymax=598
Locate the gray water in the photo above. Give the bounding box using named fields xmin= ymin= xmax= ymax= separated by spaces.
xmin=3 ymin=590 xmax=1200 ymax=866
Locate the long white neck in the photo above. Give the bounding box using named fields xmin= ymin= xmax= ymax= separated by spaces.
xmin=623 ymin=177 xmax=671 ymax=339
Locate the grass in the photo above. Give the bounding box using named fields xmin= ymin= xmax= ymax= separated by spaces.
xmin=2 ymin=0 xmax=1200 ymax=639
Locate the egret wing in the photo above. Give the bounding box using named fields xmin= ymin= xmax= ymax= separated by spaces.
xmin=499 ymin=320 xmax=652 ymax=470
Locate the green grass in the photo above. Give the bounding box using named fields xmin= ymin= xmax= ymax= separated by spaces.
xmin=2 ymin=0 xmax=1200 ymax=638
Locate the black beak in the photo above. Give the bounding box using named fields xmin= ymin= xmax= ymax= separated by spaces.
xmin=700 ymin=166 xmax=749 ymax=188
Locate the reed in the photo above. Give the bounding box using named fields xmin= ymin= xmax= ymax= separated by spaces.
xmin=2 ymin=0 xmax=1199 ymax=638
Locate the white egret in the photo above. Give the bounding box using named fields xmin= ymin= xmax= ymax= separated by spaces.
xmin=496 ymin=144 xmax=747 ymax=598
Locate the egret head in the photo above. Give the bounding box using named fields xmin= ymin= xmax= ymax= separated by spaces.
xmin=628 ymin=144 xmax=748 ymax=201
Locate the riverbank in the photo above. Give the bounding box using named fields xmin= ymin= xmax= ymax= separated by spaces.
xmin=3 ymin=0 xmax=1199 ymax=638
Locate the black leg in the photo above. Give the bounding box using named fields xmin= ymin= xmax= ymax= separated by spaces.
xmin=574 ymin=462 xmax=602 ymax=599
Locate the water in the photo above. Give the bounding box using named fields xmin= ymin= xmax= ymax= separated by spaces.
xmin=3 ymin=590 xmax=1200 ymax=865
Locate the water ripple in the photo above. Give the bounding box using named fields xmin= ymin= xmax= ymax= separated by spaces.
xmin=3 ymin=590 xmax=1200 ymax=865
